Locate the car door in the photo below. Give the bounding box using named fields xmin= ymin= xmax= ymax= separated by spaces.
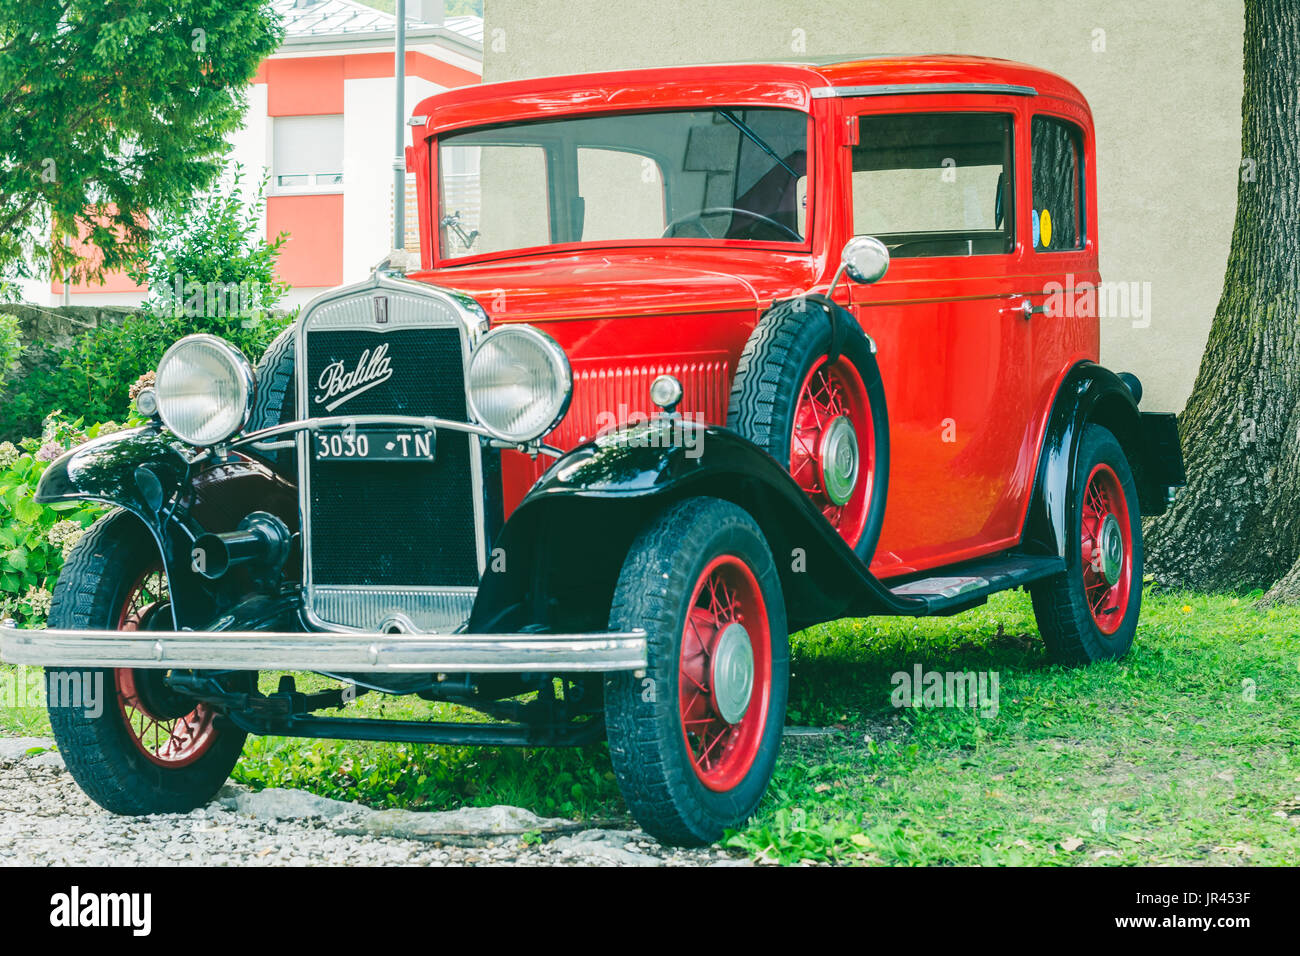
xmin=844 ymin=100 xmax=1034 ymax=577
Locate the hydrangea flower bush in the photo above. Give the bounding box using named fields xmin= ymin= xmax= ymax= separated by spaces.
xmin=0 ymin=412 xmax=127 ymax=627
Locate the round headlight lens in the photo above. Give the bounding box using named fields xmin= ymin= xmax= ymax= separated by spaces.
xmin=466 ymin=325 xmax=571 ymax=443
xmin=155 ymin=335 xmax=255 ymax=446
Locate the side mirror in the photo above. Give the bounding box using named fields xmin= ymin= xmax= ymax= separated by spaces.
xmin=840 ymin=235 xmax=890 ymax=284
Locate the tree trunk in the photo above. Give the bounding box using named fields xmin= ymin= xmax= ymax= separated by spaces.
xmin=1145 ymin=0 xmax=1300 ymax=595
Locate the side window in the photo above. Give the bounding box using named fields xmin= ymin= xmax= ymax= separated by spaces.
xmin=852 ymin=112 xmax=1014 ymax=258
xmin=1030 ymin=116 xmax=1085 ymax=251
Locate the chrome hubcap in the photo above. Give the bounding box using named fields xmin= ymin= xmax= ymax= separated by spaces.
xmin=710 ymin=622 xmax=755 ymax=725
xmin=1099 ymin=513 xmax=1124 ymax=585
xmin=819 ymin=415 xmax=859 ymax=506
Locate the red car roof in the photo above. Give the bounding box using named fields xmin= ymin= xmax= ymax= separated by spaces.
xmin=413 ymin=55 xmax=1089 ymax=135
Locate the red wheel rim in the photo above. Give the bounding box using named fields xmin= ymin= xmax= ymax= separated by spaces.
xmin=678 ymin=555 xmax=772 ymax=792
xmin=1079 ymin=463 xmax=1133 ymax=635
xmin=790 ymin=356 xmax=874 ymax=548
xmin=113 ymin=567 xmax=219 ymax=767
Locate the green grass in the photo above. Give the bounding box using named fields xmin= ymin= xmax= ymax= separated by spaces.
xmin=3 ymin=588 xmax=1298 ymax=864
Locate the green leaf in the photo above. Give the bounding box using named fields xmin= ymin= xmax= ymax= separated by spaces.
xmin=13 ymin=497 xmax=41 ymax=524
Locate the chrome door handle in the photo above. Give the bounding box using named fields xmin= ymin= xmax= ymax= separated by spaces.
xmin=1006 ymin=298 xmax=1051 ymax=319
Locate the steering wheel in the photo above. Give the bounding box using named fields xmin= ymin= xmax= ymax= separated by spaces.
xmin=662 ymin=206 xmax=802 ymax=242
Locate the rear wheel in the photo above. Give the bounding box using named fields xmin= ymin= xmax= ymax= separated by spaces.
xmin=1030 ymin=425 xmax=1143 ymax=664
xmin=45 ymin=511 xmax=246 ymax=814
xmin=604 ymin=497 xmax=788 ymax=846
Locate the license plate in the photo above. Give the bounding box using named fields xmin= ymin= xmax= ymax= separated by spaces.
xmin=312 ymin=428 xmax=436 ymax=462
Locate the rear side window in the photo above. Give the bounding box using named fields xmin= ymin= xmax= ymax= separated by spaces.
xmin=1030 ymin=116 xmax=1085 ymax=251
xmin=851 ymin=112 xmax=1014 ymax=258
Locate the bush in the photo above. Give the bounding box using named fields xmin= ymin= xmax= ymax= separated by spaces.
xmin=0 ymin=312 xmax=21 ymax=389
xmin=126 ymin=162 xmax=292 ymax=355
xmin=0 ymin=413 xmax=116 ymax=628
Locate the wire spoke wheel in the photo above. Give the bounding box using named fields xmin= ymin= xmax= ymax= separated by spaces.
xmin=678 ymin=555 xmax=772 ymax=792
xmin=113 ymin=568 xmax=218 ymax=767
xmin=789 ymin=356 xmax=874 ymax=547
xmin=603 ymin=497 xmax=789 ymax=845
xmin=1078 ymin=463 xmax=1132 ymax=635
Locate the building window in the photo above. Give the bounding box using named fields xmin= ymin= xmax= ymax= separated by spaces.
xmin=1031 ymin=116 xmax=1085 ymax=251
xmin=852 ymin=112 xmax=1014 ymax=258
xmin=273 ymin=115 xmax=343 ymax=189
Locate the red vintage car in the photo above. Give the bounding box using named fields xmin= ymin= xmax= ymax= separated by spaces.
xmin=3 ymin=55 xmax=1184 ymax=845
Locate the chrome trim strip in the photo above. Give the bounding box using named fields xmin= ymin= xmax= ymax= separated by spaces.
xmin=232 ymin=414 xmax=497 ymax=448
xmin=890 ymin=576 xmax=991 ymax=599
xmin=312 ymin=585 xmax=478 ymax=635
xmin=0 ymin=623 xmax=648 ymax=674
xmin=811 ymin=82 xmax=1038 ymax=99
xmin=294 ymin=275 xmax=491 ymax=634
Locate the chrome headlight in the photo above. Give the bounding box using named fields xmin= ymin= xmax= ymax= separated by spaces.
xmin=154 ymin=334 xmax=255 ymax=447
xmin=466 ymin=325 xmax=571 ymax=443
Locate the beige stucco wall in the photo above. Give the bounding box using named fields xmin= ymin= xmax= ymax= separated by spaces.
xmin=482 ymin=0 xmax=1244 ymax=414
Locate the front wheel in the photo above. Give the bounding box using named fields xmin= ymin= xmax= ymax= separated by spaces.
xmin=604 ymin=497 xmax=789 ymax=846
xmin=1030 ymin=424 xmax=1144 ymax=664
xmin=45 ymin=511 xmax=247 ymax=815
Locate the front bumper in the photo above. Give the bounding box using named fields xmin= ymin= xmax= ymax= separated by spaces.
xmin=0 ymin=622 xmax=647 ymax=674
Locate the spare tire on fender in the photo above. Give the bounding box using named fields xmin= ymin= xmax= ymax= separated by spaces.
xmin=246 ymin=324 xmax=297 ymax=477
xmin=726 ymin=296 xmax=889 ymax=563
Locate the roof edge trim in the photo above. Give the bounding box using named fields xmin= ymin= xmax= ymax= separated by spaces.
xmin=811 ymin=82 xmax=1038 ymax=99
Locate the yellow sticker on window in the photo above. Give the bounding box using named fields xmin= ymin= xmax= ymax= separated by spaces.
xmin=1040 ymin=209 xmax=1053 ymax=248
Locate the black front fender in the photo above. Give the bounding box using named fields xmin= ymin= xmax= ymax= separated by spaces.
xmin=35 ymin=426 xmax=191 ymax=518
xmin=470 ymin=420 xmax=917 ymax=633
xmin=35 ymin=426 xmax=299 ymax=628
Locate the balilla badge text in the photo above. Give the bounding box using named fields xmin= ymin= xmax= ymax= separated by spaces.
xmin=314 ymin=343 xmax=394 ymax=412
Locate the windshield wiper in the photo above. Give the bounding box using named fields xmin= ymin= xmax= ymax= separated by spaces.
xmin=715 ymin=109 xmax=798 ymax=179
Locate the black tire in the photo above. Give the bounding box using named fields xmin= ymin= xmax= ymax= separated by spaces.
xmin=727 ymin=297 xmax=889 ymax=561
xmin=1030 ymin=424 xmax=1144 ymax=664
xmin=247 ymin=324 xmax=297 ymax=476
xmin=604 ymin=497 xmax=789 ymax=846
xmin=45 ymin=511 xmax=247 ymax=815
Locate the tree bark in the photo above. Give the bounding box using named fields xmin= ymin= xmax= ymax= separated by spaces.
xmin=1145 ymin=0 xmax=1300 ymax=595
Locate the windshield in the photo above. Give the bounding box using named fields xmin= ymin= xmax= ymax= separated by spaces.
xmin=437 ymin=107 xmax=809 ymax=260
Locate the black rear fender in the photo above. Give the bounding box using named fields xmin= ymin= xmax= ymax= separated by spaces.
xmin=1021 ymin=362 xmax=1186 ymax=557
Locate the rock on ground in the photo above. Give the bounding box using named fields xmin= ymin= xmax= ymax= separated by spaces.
xmin=0 ymin=739 xmax=749 ymax=867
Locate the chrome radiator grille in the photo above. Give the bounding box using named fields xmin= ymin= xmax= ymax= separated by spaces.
xmin=296 ymin=280 xmax=486 ymax=633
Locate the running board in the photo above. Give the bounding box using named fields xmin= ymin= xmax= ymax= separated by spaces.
xmin=885 ymin=554 xmax=1065 ymax=615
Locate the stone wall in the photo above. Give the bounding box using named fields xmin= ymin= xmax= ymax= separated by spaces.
xmin=0 ymin=303 xmax=136 ymax=388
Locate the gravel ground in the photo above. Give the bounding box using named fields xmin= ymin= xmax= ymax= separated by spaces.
xmin=0 ymin=739 xmax=750 ymax=867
